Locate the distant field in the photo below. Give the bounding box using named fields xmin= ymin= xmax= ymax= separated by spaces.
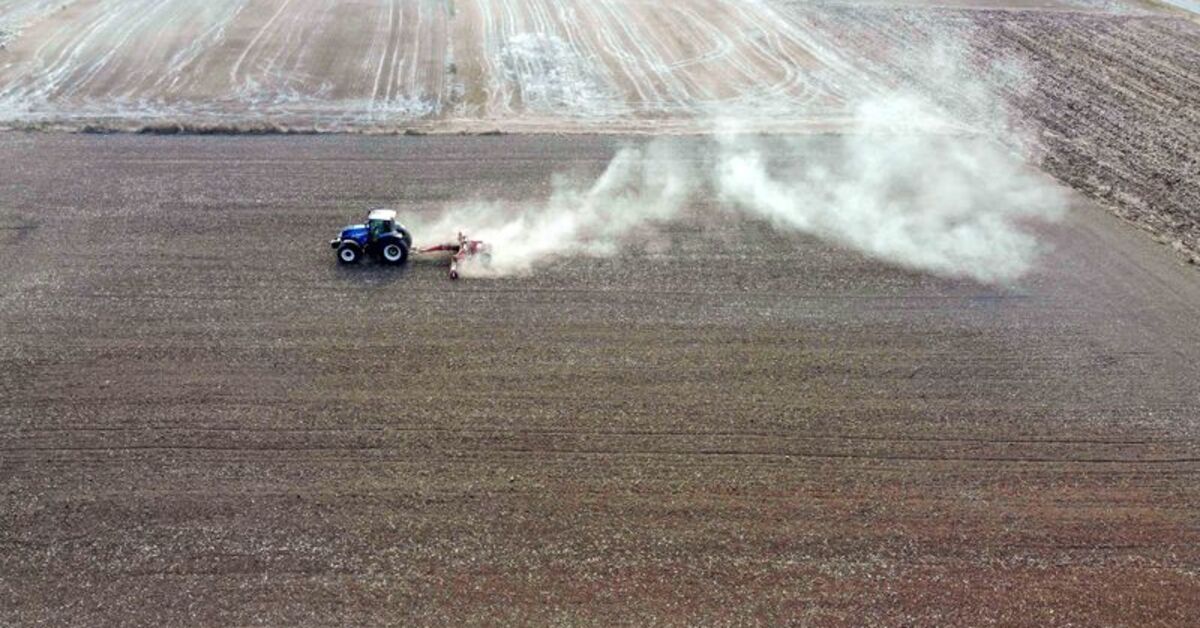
xmin=0 ymin=0 xmax=876 ymax=131
xmin=1 ymin=0 xmax=1189 ymax=133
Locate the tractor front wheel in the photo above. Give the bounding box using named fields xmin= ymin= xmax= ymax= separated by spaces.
xmin=337 ymin=242 xmax=362 ymax=265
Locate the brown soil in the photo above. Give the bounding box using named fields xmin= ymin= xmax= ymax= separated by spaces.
xmin=2 ymin=134 xmax=1198 ymax=625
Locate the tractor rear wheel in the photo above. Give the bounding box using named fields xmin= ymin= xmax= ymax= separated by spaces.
xmin=381 ymin=240 xmax=409 ymax=265
xmin=337 ymin=242 xmax=362 ymax=264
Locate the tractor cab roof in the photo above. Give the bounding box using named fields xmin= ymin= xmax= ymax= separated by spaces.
xmin=368 ymin=209 xmax=398 ymax=223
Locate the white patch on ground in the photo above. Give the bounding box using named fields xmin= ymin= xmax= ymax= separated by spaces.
xmin=1157 ymin=0 xmax=1200 ymax=13
xmin=498 ymin=32 xmax=620 ymax=116
xmin=0 ymin=0 xmax=63 ymax=45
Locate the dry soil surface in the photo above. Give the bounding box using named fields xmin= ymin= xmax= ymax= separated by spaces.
xmin=2 ymin=134 xmax=1199 ymax=625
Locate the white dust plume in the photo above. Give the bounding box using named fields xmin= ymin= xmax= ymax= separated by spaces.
xmin=419 ymin=45 xmax=1066 ymax=283
xmin=412 ymin=141 xmax=694 ymax=277
xmin=713 ymin=95 xmax=1066 ymax=283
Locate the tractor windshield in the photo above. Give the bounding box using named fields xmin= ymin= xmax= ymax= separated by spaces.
xmin=368 ymin=220 xmax=390 ymax=239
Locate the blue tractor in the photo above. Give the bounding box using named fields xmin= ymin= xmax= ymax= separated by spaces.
xmin=330 ymin=209 xmax=414 ymax=265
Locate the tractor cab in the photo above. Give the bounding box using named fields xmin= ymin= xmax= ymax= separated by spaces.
xmin=366 ymin=209 xmax=398 ymax=242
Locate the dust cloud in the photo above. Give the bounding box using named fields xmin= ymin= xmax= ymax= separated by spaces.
xmin=418 ymin=45 xmax=1067 ymax=283
xmin=713 ymin=95 xmax=1065 ymax=283
xmin=412 ymin=141 xmax=695 ymax=277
